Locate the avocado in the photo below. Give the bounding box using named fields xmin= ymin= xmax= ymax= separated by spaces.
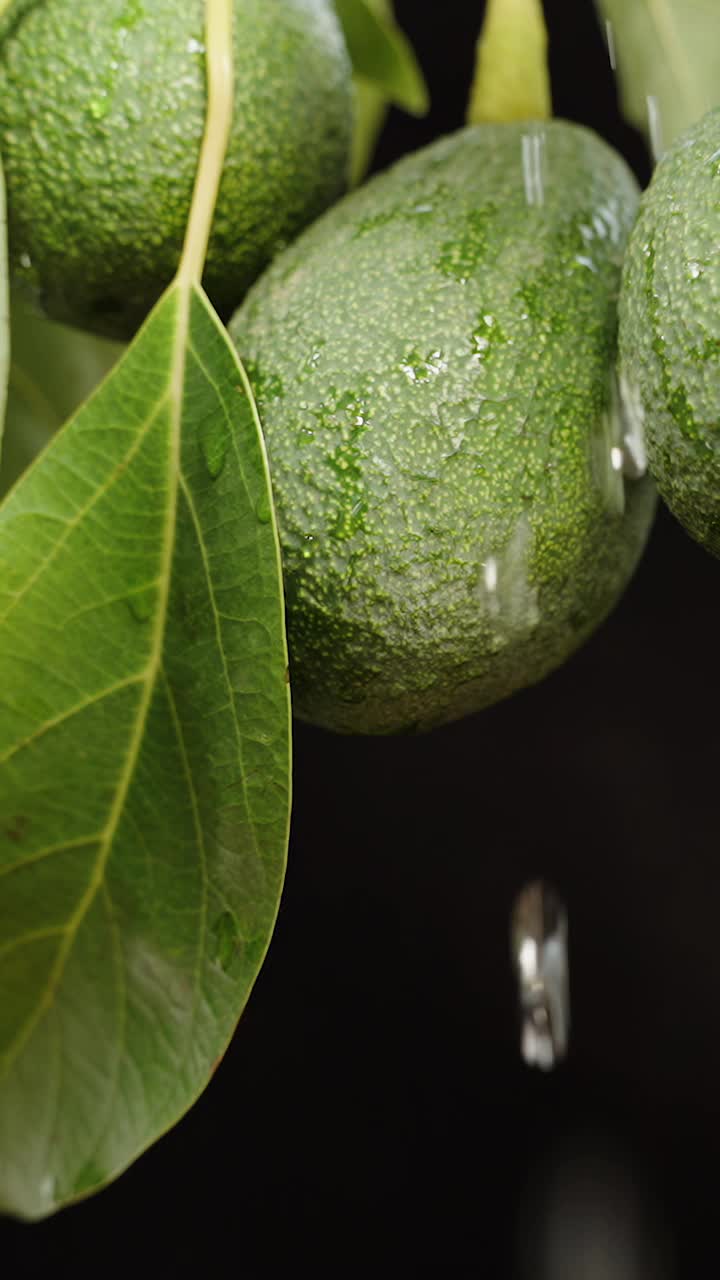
xmin=618 ymin=106 xmax=720 ymax=558
xmin=230 ymin=121 xmax=657 ymax=735
xmin=0 ymin=0 xmax=352 ymax=338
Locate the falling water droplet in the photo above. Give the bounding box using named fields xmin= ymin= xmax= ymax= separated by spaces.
xmin=591 ymin=375 xmax=627 ymax=512
xmin=478 ymin=514 xmax=540 ymax=639
xmin=499 ymin=513 xmax=540 ymax=631
xmin=574 ymin=255 xmax=598 ymax=273
xmin=483 ymin=555 xmax=500 ymax=616
xmin=511 ymin=881 xmax=569 ymax=1071
xmin=521 ymin=130 xmax=545 ymax=207
xmin=605 ymin=18 xmax=617 ymax=70
xmin=646 ymin=94 xmax=665 ymax=164
xmin=187 ymin=36 xmax=205 ymax=54
xmin=617 ymin=372 xmax=648 ymax=478
xmin=201 ymin=424 xmax=230 ymax=479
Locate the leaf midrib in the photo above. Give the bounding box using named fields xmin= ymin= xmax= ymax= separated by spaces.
xmin=0 ymin=282 xmax=190 ymax=1081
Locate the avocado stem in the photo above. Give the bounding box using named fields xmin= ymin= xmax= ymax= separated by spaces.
xmin=177 ymin=0 xmax=234 ymax=287
xmin=467 ymin=0 xmax=552 ymax=126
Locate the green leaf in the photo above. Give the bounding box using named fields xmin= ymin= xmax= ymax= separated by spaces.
xmin=0 ymin=297 xmax=123 ymax=499
xmin=0 ymin=0 xmax=291 ymax=1218
xmin=335 ymin=0 xmax=429 ymax=125
xmin=0 ymin=155 xmax=8 ymax=457
xmin=348 ymin=0 xmax=393 ymax=185
xmin=467 ymin=0 xmax=552 ymax=125
xmin=0 ymin=283 xmax=291 ymax=1220
xmin=595 ymin=0 xmax=720 ymax=156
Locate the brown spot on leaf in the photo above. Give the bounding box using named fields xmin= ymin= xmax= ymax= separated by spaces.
xmin=5 ymin=815 xmax=29 ymax=843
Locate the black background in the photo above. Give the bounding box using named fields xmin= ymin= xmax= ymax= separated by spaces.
xmin=4 ymin=1 xmax=720 ymax=1273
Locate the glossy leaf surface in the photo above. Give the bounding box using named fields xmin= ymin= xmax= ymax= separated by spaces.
xmin=0 ymin=277 xmax=291 ymax=1220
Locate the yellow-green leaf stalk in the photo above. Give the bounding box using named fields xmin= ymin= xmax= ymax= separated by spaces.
xmin=467 ymin=0 xmax=551 ymax=125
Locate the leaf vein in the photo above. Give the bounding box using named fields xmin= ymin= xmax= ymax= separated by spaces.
xmin=0 ymin=396 xmax=170 ymax=629
xmin=0 ymin=834 xmax=104 ymax=880
xmin=0 ymin=284 xmax=187 ymax=1079
xmin=178 ymin=470 xmax=260 ymax=866
xmin=0 ymin=669 xmax=148 ymax=767
xmin=160 ymin=666 xmax=208 ymax=1060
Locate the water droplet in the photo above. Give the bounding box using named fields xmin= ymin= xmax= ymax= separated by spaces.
xmin=201 ymin=425 xmax=229 ymax=479
xmin=19 ymin=251 xmax=32 ymax=270
xmin=605 ymin=18 xmax=617 ymax=70
xmin=592 ymin=386 xmax=625 ymax=514
xmin=127 ymin=586 xmax=155 ymax=623
xmin=478 ymin=514 xmax=540 ymax=636
xmin=255 ymin=492 xmax=273 ymax=524
xmin=688 ymin=260 xmax=702 ymax=280
xmin=471 ymin=334 xmax=490 ymax=362
xmin=187 ymin=36 xmax=205 ymax=54
xmin=597 ymin=199 xmax=621 ymax=243
xmin=88 ymin=95 xmax=109 ymax=122
xmin=211 ymin=911 xmax=243 ymax=975
xmin=399 ymin=349 xmax=447 ymax=382
xmin=411 ymin=203 xmax=433 ymax=215
xmin=574 ymin=254 xmax=598 ymax=273
xmin=38 ymin=1174 xmax=56 ymax=1208
xmin=646 ymin=94 xmax=664 ymax=164
xmin=511 ymin=881 xmax=569 ymax=1071
xmin=483 ymin=556 xmax=500 ymax=617
xmin=617 ymin=372 xmax=648 ymax=478
xmin=521 ymin=130 xmax=546 ymax=207
xmin=498 ymin=513 xmax=540 ymax=631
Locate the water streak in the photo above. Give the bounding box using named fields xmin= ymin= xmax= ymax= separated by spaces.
xmin=647 ymin=95 xmax=665 ymax=164
xmin=605 ymin=18 xmax=617 ymax=70
xmin=521 ymin=131 xmax=545 ymax=207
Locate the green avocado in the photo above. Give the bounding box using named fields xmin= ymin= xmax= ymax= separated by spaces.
xmin=0 ymin=0 xmax=352 ymax=338
xmin=230 ymin=121 xmax=657 ymax=735
xmin=618 ymin=106 xmax=720 ymax=558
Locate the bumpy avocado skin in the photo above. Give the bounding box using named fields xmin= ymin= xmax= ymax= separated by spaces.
xmin=0 ymin=0 xmax=352 ymax=338
xmin=619 ymin=106 xmax=720 ymax=558
xmin=230 ymin=122 xmax=656 ymax=735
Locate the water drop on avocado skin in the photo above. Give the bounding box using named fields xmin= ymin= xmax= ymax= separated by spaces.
xmin=231 ymin=121 xmax=656 ymax=736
